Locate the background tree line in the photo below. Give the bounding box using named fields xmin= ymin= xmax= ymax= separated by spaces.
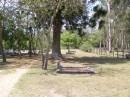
xmin=1 ymin=0 xmax=121 ymax=69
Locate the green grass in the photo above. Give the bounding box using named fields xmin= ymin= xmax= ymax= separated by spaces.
xmin=9 ymin=50 xmax=130 ymax=97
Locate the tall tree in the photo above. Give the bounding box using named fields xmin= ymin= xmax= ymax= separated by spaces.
xmin=22 ymin=0 xmax=84 ymax=59
xmin=0 ymin=0 xmax=7 ymax=63
xmin=0 ymin=17 xmax=6 ymax=63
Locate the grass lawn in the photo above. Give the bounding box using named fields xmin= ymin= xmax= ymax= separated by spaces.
xmin=9 ymin=50 xmax=130 ymax=97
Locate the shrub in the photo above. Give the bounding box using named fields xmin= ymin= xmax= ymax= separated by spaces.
xmin=61 ymin=31 xmax=81 ymax=49
xmin=80 ymin=41 xmax=93 ymax=52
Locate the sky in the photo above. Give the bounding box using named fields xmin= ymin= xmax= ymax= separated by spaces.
xmin=0 ymin=0 xmax=18 ymax=8
xmin=86 ymin=0 xmax=102 ymax=18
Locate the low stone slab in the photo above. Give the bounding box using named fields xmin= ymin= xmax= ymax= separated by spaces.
xmin=57 ymin=63 xmax=95 ymax=74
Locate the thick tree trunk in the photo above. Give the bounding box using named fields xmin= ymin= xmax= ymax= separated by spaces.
xmin=52 ymin=10 xmax=62 ymax=59
xmin=0 ymin=41 xmax=6 ymax=63
xmin=0 ymin=24 xmax=6 ymax=63
xmin=0 ymin=28 xmax=2 ymax=55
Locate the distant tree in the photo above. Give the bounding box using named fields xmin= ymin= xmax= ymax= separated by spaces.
xmin=61 ymin=31 xmax=81 ymax=52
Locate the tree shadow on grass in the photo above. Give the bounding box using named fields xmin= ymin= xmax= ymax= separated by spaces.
xmin=0 ymin=56 xmax=38 ymax=70
xmin=28 ymin=64 xmax=58 ymax=76
xmin=0 ymin=63 xmax=26 ymax=71
xmin=21 ymin=53 xmax=130 ymax=76
xmin=0 ymin=61 xmax=19 ymax=70
xmin=63 ymin=56 xmax=129 ymax=65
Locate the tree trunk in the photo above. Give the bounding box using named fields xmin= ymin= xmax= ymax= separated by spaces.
xmin=0 ymin=41 xmax=6 ymax=63
xmin=67 ymin=43 xmax=70 ymax=53
xmin=41 ymin=51 xmax=45 ymax=69
xmin=52 ymin=10 xmax=62 ymax=59
xmin=99 ymin=41 xmax=102 ymax=55
xmin=44 ymin=49 xmax=49 ymax=70
xmin=29 ymin=31 xmax=33 ymax=57
xmin=17 ymin=40 xmax=22 ymax=58
xmin=29 ymin=40 xmax=32 ymax=57
xmin=0 ymin=27 xmax=2 ymax=54
xmin=0 ymin=24 xmax=6 ymax=63
xmin=107 ymin=0 xmax=112 ymax=52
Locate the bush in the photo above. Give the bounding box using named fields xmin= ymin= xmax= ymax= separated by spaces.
xmin=80 ymin=41 xmax=93 ymax=52
xmin=61 ymin=31 xmax=81 ymax=49
xmin=80 ymin=31 xmax=103 ymax=52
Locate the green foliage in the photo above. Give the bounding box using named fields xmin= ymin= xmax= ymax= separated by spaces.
xmin=89 ymin=1 xmax=107 ymax=28
xmin=93 ymin=5 xmax=107 ymax=17
xmin=22 ymin=0 xmax=83 ymax=21
xmin=4 ymin=28 xmax=28 ymax=50
xmin=80 ymin=31 xmax=103 ymax=52
xmin=86 ymin=32 xmax=102 ymax=47
xmin=80 ymin=41 xmax=93 ymax=52
xmin=61 ymin=30 xmax=103 ymax=52
xmin=61 ymin=31 xmax=81 ymax=48
xmin=0 ymin=13 xmax=3 ymax=21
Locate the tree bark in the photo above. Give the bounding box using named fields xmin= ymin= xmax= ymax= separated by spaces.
xmin=29 ymin=40 xmax=32 ymax=57
xmin=0 ymin=26 xmax=2 ymax=54
xmin=107 ymin=0 xmax=112 ymax=52
xmin=44 ymin=49 xmax=49 ymax=70
xmin=52 ymin=10 xmax=62 ymax=59
xmin=29 ymin=29 xmax=33 ymax=57
xmin=0 ymin=23 xmax=6 ymax=63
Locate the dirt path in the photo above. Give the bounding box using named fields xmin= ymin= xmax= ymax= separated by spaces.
xmin=49 ymin=89 xmax=64 ymax=97
xmin=0 ymin=68 xmax=28 ymax=97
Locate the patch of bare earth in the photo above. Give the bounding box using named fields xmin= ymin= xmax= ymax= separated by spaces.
xmin=0 ymin=68 xmax=27 ymax=97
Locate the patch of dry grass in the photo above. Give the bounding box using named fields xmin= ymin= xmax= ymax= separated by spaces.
xmin=9 ymin=50 xmax=130 ymax=97
xmin=0 ymin=56 xmax=39 ymax=75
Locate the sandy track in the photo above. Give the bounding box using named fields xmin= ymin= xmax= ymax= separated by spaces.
xmin=0 ymin=68 xmax=27 ymax=97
